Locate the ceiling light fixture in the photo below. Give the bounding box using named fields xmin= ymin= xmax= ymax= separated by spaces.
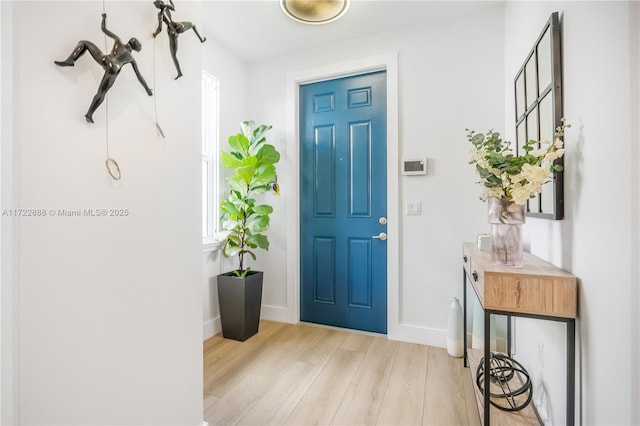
xmin=280 ymin=0 xmax=350 ymax=25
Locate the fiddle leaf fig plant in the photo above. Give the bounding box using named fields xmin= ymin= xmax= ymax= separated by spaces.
xmin=220 ymin=121 xmax=280 ymax=277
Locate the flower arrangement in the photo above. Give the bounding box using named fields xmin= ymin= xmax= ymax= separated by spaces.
xmin=466 ymin=119 xmax=569 ymax=205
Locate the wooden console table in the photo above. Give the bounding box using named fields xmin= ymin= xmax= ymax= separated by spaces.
xmin=462 ymin=243 xmax=577 ymax=426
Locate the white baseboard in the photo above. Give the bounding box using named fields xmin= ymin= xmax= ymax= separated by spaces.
xmin=389 ymin=323 xmax=447 ymax=348
xmin=202 ymin=304 xmax=293 ymax=341
xmin=204 ymin=314 xmax=506 ymax=351
xmin=203 ymin=317 xmax=221 ymax=341
xmin=389 ymin=324 xmax=507 ymax=352
xmin=261 ymin=304 xmax=295 ymax=323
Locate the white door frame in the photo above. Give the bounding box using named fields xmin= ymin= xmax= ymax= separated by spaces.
xmin=284 ymin=53 xmax=400 ymax=340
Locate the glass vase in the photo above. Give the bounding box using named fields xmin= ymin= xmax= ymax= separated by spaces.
xmin=488 ymin=198 xmax=525 ymax=267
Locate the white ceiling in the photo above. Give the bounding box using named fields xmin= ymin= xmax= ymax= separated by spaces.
xmin=201 ymin=0 xmax=504 ymax=63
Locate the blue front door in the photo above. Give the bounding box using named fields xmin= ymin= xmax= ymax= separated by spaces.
xmin=300 ymin=71 xmax=387 ymax=333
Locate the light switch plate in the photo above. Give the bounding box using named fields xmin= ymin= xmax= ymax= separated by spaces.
xmin=406 ymin=201 xmax=422 ymax=215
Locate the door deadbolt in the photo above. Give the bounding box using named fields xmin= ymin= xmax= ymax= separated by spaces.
xmin=379 ymin=217 xmax=387 ymax=225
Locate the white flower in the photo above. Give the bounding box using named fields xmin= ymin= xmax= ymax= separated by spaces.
xmin=510 ymin=185 xmax=531 ymax=205
xmin=544 ymin=148 xmax=565 ymax=162
xmin=530 ymin=148 xmax=546 ymax=157
xmin=512 ymin=163 xmax=549 ymax=186
xmin=469 ymin=147 xmax=485 ymax=162
xmin=481 ymin=186 xmax=505 ymax=201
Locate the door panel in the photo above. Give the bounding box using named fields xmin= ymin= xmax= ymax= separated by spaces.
xmin=314 ymin=237 xmax=336 ymax=304
xmin=300 ymin=71 xmax=387 ymax=333
xmin=347 ymin=238 xmax=371 ymax=308
xmin=349 ymin=121 xmax=372 ymax=216
xmin=313 ymin=125 xmax=336 ymax=216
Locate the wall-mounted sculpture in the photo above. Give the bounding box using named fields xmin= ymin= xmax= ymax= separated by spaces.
xmin=152 ymin=0 xmax=206 ymax=80
xmin=55 ymin=13 xmax=153 ymax=124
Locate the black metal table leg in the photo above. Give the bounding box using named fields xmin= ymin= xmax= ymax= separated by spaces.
xmin=463 ymin=268 xmax=468 ymax=368
xmin=507 ymin=314 xmax=512 ymax=356
xmin=567 ymin=318 xmax=576 ymax=426
xmin=484 ymin=309 xmax=491 ymax=426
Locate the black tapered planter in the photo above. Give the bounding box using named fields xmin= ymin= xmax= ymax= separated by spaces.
xmin=217 ymin=271 xmax=263 ymax=341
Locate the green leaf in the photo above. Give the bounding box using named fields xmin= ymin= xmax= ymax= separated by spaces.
xmin=257 ymin=144 xmax=280 ymax=165
xmin=248 ymin=125 xmax=273 ymax=155
xmin=245 ymin=122 xmax=271 ymax=143
xmin=249 ymin=185 xmax=273 ymax=195
xmin=220 ymin=200 xmax=243 ymax=218
xmin=226 ymin=177 xmax=248 ymax=196
xmin=236 ymin=165 xmax=257 ymax=185
xmin=246 ymin=234 xmax=269 ymax=250
xmin=223 ymin=243 xmax=241 ymax=257
xmin=253 ymin=205 xmax=273 ymax=215
xmin=240 ymin=156 xmax=258 ymax=169
xmin=220 ymin=222 xmax=235 ymax=232
xmin=227 ymin=235 xmax=241 ymax=245
xmin=221 ymin=151 xmax=242 ymax=169
xmin=234 ymin=267 xmax=252 ymax=278
xmin=252 ymin=124 xmax=272 ymax=143
xmin=252 ymin=164 xmax=276 ymax=186
xmin=240 ymin=121 xmax=256 ymax=138
xmin=471 ymin=133 xmax=484 ymax=146
xmin=246 ymin=215 xmax=269 ymax=232
xmin=228 ymin=134 xmax=249 ymax=156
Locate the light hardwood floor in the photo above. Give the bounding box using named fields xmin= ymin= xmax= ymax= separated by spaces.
xmin=204 ymin=320 xmax=481 ymax=426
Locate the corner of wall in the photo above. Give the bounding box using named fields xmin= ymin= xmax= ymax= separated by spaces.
xmin=0 ymin=2 xmax=20 ymax=424
xmin=203 ymin=316 xmax=221 ymax=341
xmin=630 ymin=2 xmax=640 ymax=424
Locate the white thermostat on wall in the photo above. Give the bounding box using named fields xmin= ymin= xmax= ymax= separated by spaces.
xmin=402 ymin=158 xmax=427 ymax=175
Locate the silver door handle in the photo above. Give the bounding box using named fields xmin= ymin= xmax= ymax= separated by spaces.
xmin=372 ymin=232 xmax=387 ymax=241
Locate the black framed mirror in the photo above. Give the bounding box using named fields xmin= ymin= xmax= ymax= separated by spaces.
xmin=514 ymin=12 xmax=563 ymax=220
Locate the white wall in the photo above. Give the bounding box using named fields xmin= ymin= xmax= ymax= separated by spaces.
xmin=241 ymin=6 xmax=505 ymax=345
xmin=1 ymin=3 xmax=20 ymax=423
xmin=201 ymin=34 xmax=248 ymax=339
xmin=7 ymin=2 xmax=203 ymax=424
xmin=634 ymin=4 xmax=640 ymax=425
xmin=504 ymin=2 xmax=639 ymax=424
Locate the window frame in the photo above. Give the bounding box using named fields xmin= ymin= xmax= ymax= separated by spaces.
xmin=202 ymin=71 xmax=220 ymax=250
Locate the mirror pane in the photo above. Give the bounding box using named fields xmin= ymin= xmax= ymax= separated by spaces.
xmin=537 ymin=28 xmax=552 ymax=93
xmin=516 ymin=73 xmax=525 ymax=118
xmin=517 ymin=122 xmax=526 ymax=156
xmin=527 ymin=109 xmax=539 ymax=143
xmin=529 ymin=193 xmax=541 ymax=214
xmin=539 ymin=93 xmax=553 ymax=143
xmin=541 ymin=179 xmax=554 ymax=213
xmin=525 ymin=55 xmax=538 ymax=108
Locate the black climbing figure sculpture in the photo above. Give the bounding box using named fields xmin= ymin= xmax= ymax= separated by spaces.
xmin=152 ymin=0 xmax=206 ymax=80
xmin=55 ymin=13 xmax=153 ymax=124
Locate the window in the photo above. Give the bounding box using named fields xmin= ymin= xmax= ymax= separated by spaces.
xmin=202 ymin=72 xmax=219 ymax=247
